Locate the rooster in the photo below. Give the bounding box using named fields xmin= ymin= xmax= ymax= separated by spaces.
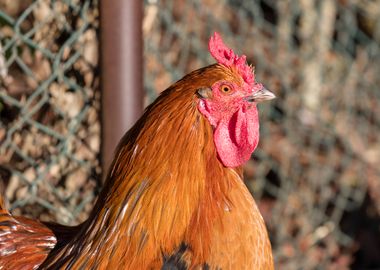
xmin=0 ymin=32 xmax=275 ymax=269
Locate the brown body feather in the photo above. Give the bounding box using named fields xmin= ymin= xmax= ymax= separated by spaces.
xmin=0 ymin=198 xmax=56 ymax=269
xmin=0 ymin=64 xmax=273 ymax=269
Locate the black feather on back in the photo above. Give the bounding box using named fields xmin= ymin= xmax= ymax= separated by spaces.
xmin=162 ymin=243 xmax=189 ymax=270
xmin=161 ymin=243 xmax=213 ymax=270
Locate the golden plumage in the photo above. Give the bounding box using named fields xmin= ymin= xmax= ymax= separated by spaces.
xmin=1 ymin=62 xmax=274 ymax=269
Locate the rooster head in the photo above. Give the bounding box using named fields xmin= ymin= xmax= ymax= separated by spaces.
xmin=197 ymin=32 xmax=275 ymax=168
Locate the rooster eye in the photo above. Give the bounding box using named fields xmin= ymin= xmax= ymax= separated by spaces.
xmin=220 ymin=85 xmax=232 ymax=94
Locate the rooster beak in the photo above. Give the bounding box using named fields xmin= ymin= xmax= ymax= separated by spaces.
xmin=245 ymin=87 xmax=276 ymax=103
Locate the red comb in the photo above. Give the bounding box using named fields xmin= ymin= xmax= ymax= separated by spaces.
xmin=208 ymin=32 xmax=255 ymax=85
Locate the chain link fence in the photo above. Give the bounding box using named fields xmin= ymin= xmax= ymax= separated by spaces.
xmin=1 ymin=0 xmax=380 ymax=269
xmin=0 ymin=0 xmax=101 ymax=224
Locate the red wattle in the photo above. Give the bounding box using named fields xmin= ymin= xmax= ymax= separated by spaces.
xmin=213 ymin=106 xmax=259 ymax=167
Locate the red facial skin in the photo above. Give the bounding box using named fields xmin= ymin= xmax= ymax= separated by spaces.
xmin=198 ymin=80 xmax=260 ymax=167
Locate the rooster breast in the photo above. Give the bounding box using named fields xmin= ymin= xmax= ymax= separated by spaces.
xmin=204 ymin=171 xmax=273 ymax=269
xmin=169 ymin=168 xmax=274 ymax=270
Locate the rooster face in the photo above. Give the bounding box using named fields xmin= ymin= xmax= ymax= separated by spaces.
xmin=196 ymin=32 xmax=275 ymax=168
xmin=197 ymin=79 xmax=275 ymax=127
xmin=197 ymin=75 xmax=274 ymax=168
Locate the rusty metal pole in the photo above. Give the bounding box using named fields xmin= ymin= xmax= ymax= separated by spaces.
xmin=100 ymin=0 xmax=143 ymax=175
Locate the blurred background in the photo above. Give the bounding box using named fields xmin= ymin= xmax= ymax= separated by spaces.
xmin=0 ymin=0 xmax=379 ymax=269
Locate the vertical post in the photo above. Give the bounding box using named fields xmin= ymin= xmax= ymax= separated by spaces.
xmin=100 ymin=0 xmax=143 ymax=176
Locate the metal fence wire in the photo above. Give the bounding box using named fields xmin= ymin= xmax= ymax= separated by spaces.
xmin=0 ymin=0 xmax=101 ymax=224
xmin=1 ymin=0 xmax=380 ymax=269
